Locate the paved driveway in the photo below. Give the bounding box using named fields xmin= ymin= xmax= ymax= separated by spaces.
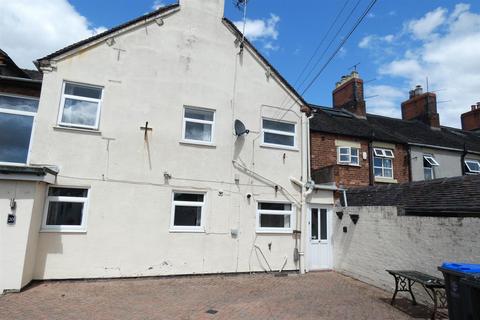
xmin=0 ymin=272 xmax=425 ymax=320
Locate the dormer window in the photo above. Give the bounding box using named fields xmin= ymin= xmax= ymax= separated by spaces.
xmin=465 ymin=160 xmax=480 ymax=174
xmin=423 ymin=155 xmax=439 ymax=180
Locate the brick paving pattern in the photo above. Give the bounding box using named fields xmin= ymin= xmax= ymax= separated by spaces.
xmin=0 ymin=271 xmax=418 ymax=320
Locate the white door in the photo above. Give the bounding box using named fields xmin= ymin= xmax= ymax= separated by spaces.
xmin=308 ymin=207 xmax=332 ymax=270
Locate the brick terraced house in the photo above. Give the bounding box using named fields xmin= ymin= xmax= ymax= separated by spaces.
xmin=310 ymin=71 xmax=480 ymax=189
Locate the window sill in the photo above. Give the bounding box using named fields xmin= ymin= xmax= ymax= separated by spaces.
xmin=179 ymin=140 xmax=216 ymax=148
xmin=256 ymin=228 xmax=293 ymax=234
xmin=53 ymin=125 xmax=102 ymax=135
xmin=374 ymin=177 xmax=398 ymax=184
xmin=260 ymin=144 xmax=299 ymax=152
xmin=337 ymin=163 xmax=361 ymax=167
xmin=40 ymin=228 xmax=87 ymax=233
xmin=169 ymin=228 xmax=205 ymax=233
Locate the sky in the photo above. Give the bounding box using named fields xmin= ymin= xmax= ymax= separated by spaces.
xmin=1 ymin=0 xmax=480 ymax=128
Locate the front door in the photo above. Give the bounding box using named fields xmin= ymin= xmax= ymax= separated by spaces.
xmin=308 ymin=207 xmax=332 ymax=270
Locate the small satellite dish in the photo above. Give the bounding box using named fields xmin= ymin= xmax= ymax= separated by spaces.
xmin=234 ymin=120 xmax=250 ymax=136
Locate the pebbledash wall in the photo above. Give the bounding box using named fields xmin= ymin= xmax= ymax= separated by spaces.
xmin=4 ymin=0 xmax=334 ymax=288
xmin=333 ymin=206 xmax=480 ymax=301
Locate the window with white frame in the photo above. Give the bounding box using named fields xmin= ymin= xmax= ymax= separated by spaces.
xmin=59 ymin=82 xmax=103 ymax=129
xmin=171 ymin=192 xmax=206 ymax=232
xmin=337 ymin=147 xmax=359 ymax=165
xmin=373 ymin=148 xmax=394 ymax=178
xmin=465 ymin=160 xmax=480 ymax=174
xmin=0 ymin=94 xmax=38 ymax=164
xmin=257 ymin=202 xmax=294 ymax=233
xmin=42 ymin=187 xmax=90 ymax=232
xmin=182 ymin=107 xmax=215 ymax=143
xmin=262 ymin=119 xmax=296 ymax=148
xmin=423 ymin=155 xmax=439 ymax=180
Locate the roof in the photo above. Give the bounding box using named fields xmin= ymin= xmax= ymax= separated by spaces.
xmin=0 ymin=165 xmax=58 ymax=176
xmin=345 ymin=175 xmax=480 ymax=216
xmin=0 ymin=49 xmax=41 ymax=80
xmin=36 ymin=4 xmax=180 ymax=63
xmin=310 ymin=105 xmax=480 ymax=153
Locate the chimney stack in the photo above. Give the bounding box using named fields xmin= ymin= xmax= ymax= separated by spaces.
xmin=332 ymin=71 xmax=366 ymax=118
xmin=401 ymin=85 xmax=440 ymax=128
xmin=461 ymin=102 xmax=480 ymax=132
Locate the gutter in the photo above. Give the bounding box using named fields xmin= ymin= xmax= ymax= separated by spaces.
xmin=408 ymin=142 xmax=480 ymax=155
xmin=0 ymin=75 xmax=42 ymax=84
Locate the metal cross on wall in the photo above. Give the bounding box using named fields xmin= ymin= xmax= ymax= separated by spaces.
xmin=113 ymin=47 xmax=126 ymax=61
xmin=140 ymin=121 xmax=153 ymax=140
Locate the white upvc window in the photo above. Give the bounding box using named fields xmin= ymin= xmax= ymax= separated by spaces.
xmin=423 ymin=155 xmax=439 ymax=180
xmin=373 ymin=148 xmax=394 ymax=178
xmin=170 ymin=191 xmax=206 ymax=232
xmin=465 ymin=160 xmax=480 ymax=174
xmin=337 ymin=147 xmax=359 ymax=165
xmin=42 ymin=186 xmax=90 ymax=232
xmin=261 ymin=118 xmax=296 ymax=149
xmin=58 ymin=82 xmax=103 ymax=130
xmin=256 ymin=201 xmax=294 ymax=233
xmin=0 ymin=94 xmax=38 ymax=165
xmin=182 ymin=106 xmax=215 ymax=144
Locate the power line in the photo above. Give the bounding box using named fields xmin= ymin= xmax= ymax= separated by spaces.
xmin=278 ymin=0 xmax=378 ymax=120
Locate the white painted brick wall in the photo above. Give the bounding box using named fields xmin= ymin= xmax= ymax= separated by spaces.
xmin=332 ymin=206 xmax=480 ymax=302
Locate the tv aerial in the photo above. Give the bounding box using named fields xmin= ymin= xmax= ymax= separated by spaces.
xmin=234 ymin=120 xmax=250 ymax=136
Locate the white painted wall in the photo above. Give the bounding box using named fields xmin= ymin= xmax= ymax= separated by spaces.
xmin=333 ymin=206 xmax=480 ymax=302
xmin=0 ymin=181 xmax=45 ymax=293
xmin=26 ymin=0 xmax=333 ymax=280
xmin=410 ymin=146 xmax=480 ymax=181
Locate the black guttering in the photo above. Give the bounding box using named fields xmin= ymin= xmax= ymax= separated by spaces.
xmin=0 ymin=165 xmax=58 ymax=176
xmin=35 ymin=4 xmax=180 ymax=65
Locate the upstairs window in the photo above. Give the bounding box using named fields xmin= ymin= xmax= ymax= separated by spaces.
xmin=59 ymin=82 xmax=103 ymax=130
xmin=0 ymin=94 xmax=38 ymax=164
xmin=257 ymin=202 xmax=294 ymax=233
xmin=465 ymin=160 xmax=480 ymax=174
xmin=182 ymin=107 xmax=215 ymax=144
xmin=337 ymin=147 xmax=359 ymax=166
xmin=170 ymin=192 xmax=206 ymax=232
xmin=423 ymin=155 xmax=439 ymax=180
xmin=373 ymin=148 xmax=394 ymax=178
xmin=262 ymin=119 xmax=296 ymax=148
xmin=42 ymin=187 xmax=90 ymax=232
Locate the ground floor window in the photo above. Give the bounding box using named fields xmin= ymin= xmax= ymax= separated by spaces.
xmin=42 ymin=187 xmax=89 ymax=232
xmin=170 ymin=192 xmax=206 ymax=232
xmin=257 ymin=202 xmax=294 ymax=233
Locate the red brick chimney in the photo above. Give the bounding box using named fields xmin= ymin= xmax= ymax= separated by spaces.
xmin=461 ymin=103 xmax=480 ymax=132
xmin=401 ymin=85 xmax=440 ymax=128
xmin=332 ymin=71 xmax=366 ymax=118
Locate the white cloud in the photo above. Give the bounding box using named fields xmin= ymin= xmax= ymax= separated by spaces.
xmin=0 ymin=0 xmax=107 ymax=68
xmin=358 ymin=34 xmax=394 ymax=49
xmin=234 ymin=14 xmax=280 ymax=41
xmin=377 ymin=3 xmax=480 ymax=127
xmin=152 ymin=0 xmax=166 ymax=10
xmin=365 ymin=85 xmax=404 ymax=117
xmin=407 ymin=7 xmax=447 ymax=39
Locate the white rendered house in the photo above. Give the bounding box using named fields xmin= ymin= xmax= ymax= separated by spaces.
xmin=0 ymin=0 xmax=334 ymax=293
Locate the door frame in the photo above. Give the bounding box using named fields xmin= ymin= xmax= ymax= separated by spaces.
xmin=306 ymin=205 xmax=333 ymax=271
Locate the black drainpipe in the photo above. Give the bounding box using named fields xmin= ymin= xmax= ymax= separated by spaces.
xmin=368 ymin=131 xmax=375 ymax=186
xmin=461 ymin=143 xmax=468 ymax=175
xmin=407 ymin=145 xmax=413 ymax=182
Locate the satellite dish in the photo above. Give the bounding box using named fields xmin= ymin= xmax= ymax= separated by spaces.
xmin=234 ymin=120 xmax=250 ymax=136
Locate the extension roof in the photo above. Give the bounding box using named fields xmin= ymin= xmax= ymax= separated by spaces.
xmin=346 ymin=175 xmax=480 ymax=216
xmin=310 ymin=105 xmax=480 ymax=153
xmin=35 ymin=4 xmax=307 ymax=107
xmin=0 ymin=49 xmax=42 ymax=80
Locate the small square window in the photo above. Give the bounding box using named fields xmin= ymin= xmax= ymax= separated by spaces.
xmin=182 ymin=107 xmax=215 ymax=144
xmin=58 ymin=82 xmax=103 ymax=130
xmin=262 ymin=119 xmax=296 ymax=148
xmin=42 ymin=187 xmax=90 ymax=232
xmin=257 ymin=202 xmax=294 ymax=233
xmin=337 ymin=147 xmax=360 ymax=166
xmin=171 ymin=192 xmax=206 ymax=232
